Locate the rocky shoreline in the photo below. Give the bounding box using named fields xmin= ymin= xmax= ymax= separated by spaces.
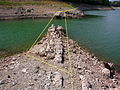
xmin=0 ymin=25 xmax=120 ymax=90
xmin=0 ymin=5 xmax=85 ymax=20
xmin=0 ymin=4 xmax=115 ymax=20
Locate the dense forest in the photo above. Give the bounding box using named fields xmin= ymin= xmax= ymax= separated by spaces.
xmin=1 ymin=0 xmax=110 ymax=6
xmin=61 ymin=0 xmax=110 ymax=6
xmin=110 ymin=1 xmax=120 ymax=7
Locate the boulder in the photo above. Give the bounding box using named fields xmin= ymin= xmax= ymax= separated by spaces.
xmin=47 ymin=53 xmax=55 ymax=59
xmin=47 ymin=71 xmax=63 ymax=88
xmin=54 ymin=54 xmax=62 ymax=63
xmin=102 ymin=68 xmax=110 ymax=78
xmin=80 ymin=75 xmax=92 ymax=90
xmin=22 ymin=68 xmax=27 ymax=73
xmin=52 ymin=72 xmax=63 ymax=87
xmin=48 ymin=24 xmax=56 ymax=32
xmin=82 ymin=80 xmax=92 ymax=90
xmin=57 ymin=25 xmax=64 ymax=31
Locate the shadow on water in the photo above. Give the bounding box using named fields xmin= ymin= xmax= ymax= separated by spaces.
xmin=0 ymin=49 xmax=15 ymax=58
xmin=81 ymin=14 xmax=105 ymax=19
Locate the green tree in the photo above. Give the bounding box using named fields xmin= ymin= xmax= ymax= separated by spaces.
xmin=60 ymin=0 xmax=109 ymax=6
xmin=110 ymin=1 xmax=120 ymax=7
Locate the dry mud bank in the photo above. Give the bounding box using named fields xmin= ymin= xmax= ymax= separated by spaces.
xmin=0 ymin=3 xmax=114 ymax=20
xmin=0 ymin=5 xmax=84 ymax=20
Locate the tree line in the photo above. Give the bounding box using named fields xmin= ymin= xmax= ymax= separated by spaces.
xmin=110 ymin=1 xmax=120 ymax=7
xmin=0 ymin=0 xmax=110 ymax=6
xmin=60 ymin=0 xmax=110 ymax=6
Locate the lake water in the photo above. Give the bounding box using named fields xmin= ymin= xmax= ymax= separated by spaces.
xmin=0 ymin=10 xmax=120 ymax=65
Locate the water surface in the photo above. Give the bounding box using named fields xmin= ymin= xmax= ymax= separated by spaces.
xmin=0 ymin=10 xmax=120 ymax=65
xmin=67 ymin=10 xmax=120 ymax=64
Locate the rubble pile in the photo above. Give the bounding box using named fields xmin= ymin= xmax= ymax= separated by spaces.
xmin=0 ymin=25 xmax=120 ymax=90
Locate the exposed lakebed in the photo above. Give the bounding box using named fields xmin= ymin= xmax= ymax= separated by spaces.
xmin=0 ymin=10 xmax=120 ymax=65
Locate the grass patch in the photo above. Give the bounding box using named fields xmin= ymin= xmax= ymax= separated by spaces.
xmin=0 ymin=1 xmax=21 ymax=6
xmin=0 ymin=1 xmax=73 ymax=8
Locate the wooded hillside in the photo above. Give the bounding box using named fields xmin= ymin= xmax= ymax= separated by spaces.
xmin=0 ymin=0 xmax=110 ymax=6
xmin=110 ymin=1 xmax=120 ymax=7
xmin=61 ymin=0 xmax=110 ymax=5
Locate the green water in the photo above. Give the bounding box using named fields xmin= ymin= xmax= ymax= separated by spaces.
xmin=0 ymin=19 xmax=49 ymax=54
xmin=0 ymin=10 xmax=120 ymax=65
